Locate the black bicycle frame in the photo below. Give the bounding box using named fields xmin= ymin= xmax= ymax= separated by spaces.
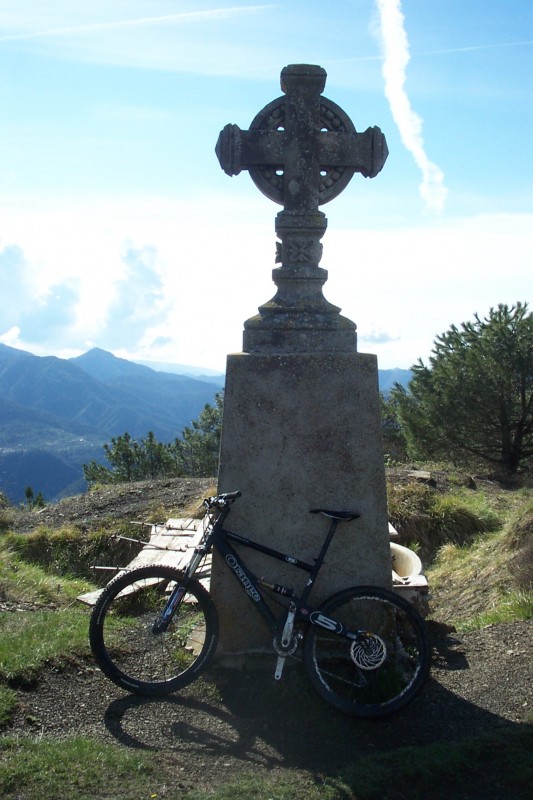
xmin=158 ymin=508 xmax=362 ymax=642
xmin=205 ymin=514 xmax=357 ymax=638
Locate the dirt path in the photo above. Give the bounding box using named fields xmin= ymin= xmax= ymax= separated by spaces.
xmin=6 ymin=620 xmax=532 ymax=790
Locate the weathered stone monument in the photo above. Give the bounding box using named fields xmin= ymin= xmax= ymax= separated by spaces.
xmin=212 ymin=64 xmax=391 ymax=659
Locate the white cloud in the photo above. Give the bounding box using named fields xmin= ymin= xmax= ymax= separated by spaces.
xmin=0 ymin=5 xmax=275 ymax=42
xmin=0 ymin=242 xmax=82 ymax=350
xmin=2 ymin=193 xmax=531 ymax=371
xmin=0 ymin=326 xmax=21 ymax=347
xmin=101 ymin=244 xmax=172 ymax=350
xmin=0 ymin=193 xmax=274 ymax=367
xmin=360 ymin=325 xmax=400 ymax=345
xmin=325 ymin=212 xmax=532 ymax=367
xmin=0 ymin=2 xmax=279 ymax=76
xmin=375 ymin=0 xmax=448 ymax=213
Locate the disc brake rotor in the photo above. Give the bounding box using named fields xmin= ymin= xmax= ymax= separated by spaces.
xmin=350 ymin=634 xmax=387 ymax=670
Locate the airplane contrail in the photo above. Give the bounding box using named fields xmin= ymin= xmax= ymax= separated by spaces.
xmin=376 ymin=0 xmax=448 ymax=212
xmin=336 ymin=37 xmax=533 ymax=66
xmin=0 ymin=5 xmax=274 ymax=42
xmin=424 ymin=39 xmax=533 ymax=56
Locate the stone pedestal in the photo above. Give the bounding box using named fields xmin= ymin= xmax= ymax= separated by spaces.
xmin=212 ymin=64 xmax=390 ymax=661
xmin=213 ymin=350 xmax=391 ymax=658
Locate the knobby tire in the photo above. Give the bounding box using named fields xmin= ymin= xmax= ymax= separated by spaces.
xmin=89 ymin=565 xmax=218 ymax=696
xmin=303 ymin=585 xmax=430 ymax=717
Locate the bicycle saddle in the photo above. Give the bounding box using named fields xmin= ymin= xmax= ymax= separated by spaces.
xmin=309 ymin=508 xmax=360 ymax=521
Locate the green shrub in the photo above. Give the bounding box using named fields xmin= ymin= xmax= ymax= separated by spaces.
xmin=499 ymin=500 xmax=533 ymax=590
xmin=0 ymin=492 xmax=14 ymax=532
xmin=4 ymin=523 xmax=145 ymax=581
xmin=0 ymin=510 xmax=15 ymax=534
xmin=387 ymin=481 xmax=500 ymax=563
xmin=0 ymin=685 xmax=17 ymax=725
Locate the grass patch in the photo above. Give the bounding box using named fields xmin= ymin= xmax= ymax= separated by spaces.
xmin=1 ymin=726 xmax=531 ymax=800
xmin=0 ymin=685 xmax=17 ymax=726
xmin=0 ymin=542 xmax=93 ymax=605
xmin=498 ymin=499 xmax=533 ymax=591
xmin=427 ymin=494 xmax=533 ymax=626
xmin=2 ymin=523 xmax=145 ymax=582
xmin=432 ymin=490 xmax=502 ymax=532
xmin=182 ymin=481 xmax=218 ymax=519
xmin=0 ymin=608 xmax=91 ymax=685
xmin=0 ymin=544 xmax=95 ymax=725
xmin=0 ymin=473 xmax=531 ymax=800
xmin=456 ymin=589 xmax=533 ymax=631
xmin=331 ymin=726 xmax=533 ymax=800
xmin=387 ymin=480 xmax=501 ymax=563
xmin=186 ymin=772 xmax=339 ymax=800
xmin=0 ymin=508 xmax=15 ymax=533
xmin=165 ymin=727 xmax=533 ymax=800
xmin=0 ymin=728 xmax=530 ymax=800
xmin=0 ymin=736 xmax=154 ymax=800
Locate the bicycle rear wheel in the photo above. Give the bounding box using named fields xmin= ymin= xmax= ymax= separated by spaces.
xmin=303 ymin=585 xmax=430 ymax=717
xmin=89 ymin=565 xmax=218 ymax=696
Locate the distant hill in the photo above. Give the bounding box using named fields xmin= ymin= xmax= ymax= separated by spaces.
xmin=0 ymin=345 xmax=223 ymax=503
xmin=135 ymin=358 xmax=225 ymax=384
xmin=0 ymin=344 xmax=410 ymax=503
xmin=69 ymin=348 xmax=224 ymax=439
xmin=378 ymin=368 xmax=412 ymax=395
xmin=135 ymin=359 xmax=411 ymax=393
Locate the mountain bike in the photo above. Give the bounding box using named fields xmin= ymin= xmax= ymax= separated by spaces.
xmin=89 ymin=492 xmax=430 ymax=718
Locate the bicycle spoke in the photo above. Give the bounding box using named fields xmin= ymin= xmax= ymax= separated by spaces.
xmin=90 ymin=567 xmax=218 ymax=696
xmin=303 ymin=586 xmax=430 ymax=717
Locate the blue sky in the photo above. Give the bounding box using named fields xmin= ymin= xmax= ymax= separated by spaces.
xmin=0 ymin=0 xmax=531 ymax=371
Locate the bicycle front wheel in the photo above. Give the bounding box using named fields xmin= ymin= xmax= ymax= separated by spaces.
xmin=89 ymin=565 xmax=218 ymax=696
xmin=303 ymin=586 xmax=430 ymax=718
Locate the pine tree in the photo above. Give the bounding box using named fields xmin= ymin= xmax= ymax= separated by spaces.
xmin=395 ymin=303 xmax=533 ymax=473
xmin=83 ymin=392 xmax=224 ymax=485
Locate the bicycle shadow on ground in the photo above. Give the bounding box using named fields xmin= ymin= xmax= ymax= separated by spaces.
xmin=102 ymin=624 xmax=531 ymax=775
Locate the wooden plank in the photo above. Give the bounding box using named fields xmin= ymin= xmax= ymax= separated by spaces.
xmin=77 ymin=518 xmax=205 ymax=605
xmin=78 ymin=517 xmax=428 ymax=609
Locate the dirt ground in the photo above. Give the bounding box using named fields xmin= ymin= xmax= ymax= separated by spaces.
xmin=8 ymin=477 xmax=217 ymax=535
xmin=3 ymin=476 xmax=533 ymax=796
xmin=4 ymin=620 xmax=533 ymax=794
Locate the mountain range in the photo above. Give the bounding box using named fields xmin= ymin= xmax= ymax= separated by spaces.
xmin=0 ymin=345 xmax=224 ymax=503
xmin=0 ymin=344 xmax=411 ymax=504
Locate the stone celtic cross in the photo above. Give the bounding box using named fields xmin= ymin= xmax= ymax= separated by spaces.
xmin=215 ymin=64 xmax=388 ymax=354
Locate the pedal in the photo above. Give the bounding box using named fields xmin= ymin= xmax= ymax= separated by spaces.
xmin=281 ymin=606 xmax=296 ymax=647
xmin=274 ymin=655 xmax=286 ymax=680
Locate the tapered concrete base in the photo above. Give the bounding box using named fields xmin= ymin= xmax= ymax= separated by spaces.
xmin=212 ymin=351 xmax=391 ymax=659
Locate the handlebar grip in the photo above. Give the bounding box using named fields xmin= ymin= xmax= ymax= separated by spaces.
xmin=205 ymin=491 xmax=242 ymax=509
xmin=220 ymin=491 xmax=242 ymax=502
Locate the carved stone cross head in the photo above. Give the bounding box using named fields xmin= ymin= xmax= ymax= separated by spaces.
xmin=216 ymin=63 xmax=388 ymax=211
xmin=215 ymin=65 xmax=388 ymax=355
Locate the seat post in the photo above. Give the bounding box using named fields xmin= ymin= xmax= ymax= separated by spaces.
xmin=313 ymin=518 xmax=339 ymax=572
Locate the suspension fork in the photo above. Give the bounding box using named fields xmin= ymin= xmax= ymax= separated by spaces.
xmin=152 ymin=583 xmax=187 ymax=634
xmin=151 ymin=543 xmax=210 ymax=635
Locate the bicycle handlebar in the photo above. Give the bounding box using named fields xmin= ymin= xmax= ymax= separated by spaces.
xmin=204 ymin=491 xmax=242 ymax=511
